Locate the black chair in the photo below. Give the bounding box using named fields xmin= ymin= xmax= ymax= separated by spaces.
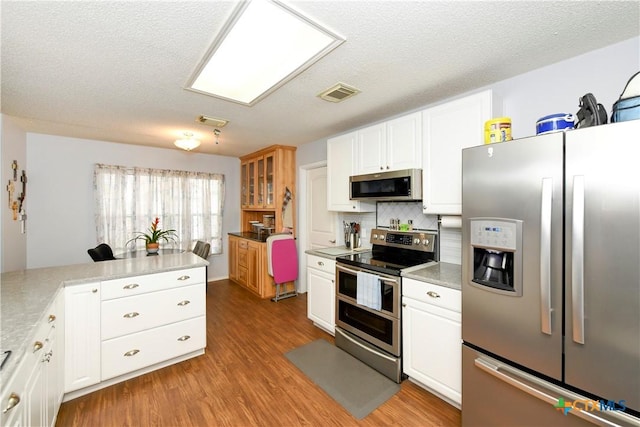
xmin=87 ymin=243 xmax=117 ymax=262
xmin=192 ymin=241 xmax=210 ymax=290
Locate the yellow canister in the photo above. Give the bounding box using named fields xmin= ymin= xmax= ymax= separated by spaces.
xmin=484 ymin=117 xmax=512 ymax=144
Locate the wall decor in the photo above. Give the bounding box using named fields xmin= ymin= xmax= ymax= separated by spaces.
xmin=6 ymin=160 xmax=27 ymax=233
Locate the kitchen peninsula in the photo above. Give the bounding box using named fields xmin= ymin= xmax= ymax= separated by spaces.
xmin=0 ymin=253 xmax=208 ymax=427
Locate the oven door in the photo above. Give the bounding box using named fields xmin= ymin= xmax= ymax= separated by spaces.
xmin=335 ymin=263 xmax=400 ymax=317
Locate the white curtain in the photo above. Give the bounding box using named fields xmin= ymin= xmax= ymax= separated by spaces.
xmin=94 ymin=164 xmax=225 ymax=254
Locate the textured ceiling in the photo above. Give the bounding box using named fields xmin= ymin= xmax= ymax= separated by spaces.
xmin=2 ymin=1 xmax=639 ymax=158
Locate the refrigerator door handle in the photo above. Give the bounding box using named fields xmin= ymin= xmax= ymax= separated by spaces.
xmin=540 ymin=177 xmax=553 ymax=335
xmin=474 ymin=357 xmax=623 ymax=427
xmin=572 ymin=175 xmax=586 ymax=344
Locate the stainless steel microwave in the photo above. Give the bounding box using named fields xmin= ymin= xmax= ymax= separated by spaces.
xmin=349 ymin=168 xmax=422 ymax=201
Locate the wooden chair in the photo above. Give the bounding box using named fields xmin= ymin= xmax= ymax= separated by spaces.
xmin=266 ymin=234 xmax=298 ymax=302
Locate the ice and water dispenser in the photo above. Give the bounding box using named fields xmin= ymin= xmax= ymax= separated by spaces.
xmin=469 ymin=218 xmax=523 ymax=296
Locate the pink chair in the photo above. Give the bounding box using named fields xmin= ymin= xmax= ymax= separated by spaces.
xmin=266 ymin=234 xmax=298 ymax=302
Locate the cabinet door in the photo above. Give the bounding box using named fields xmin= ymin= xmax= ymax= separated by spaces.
xmin=240 ymin=162 xmax=249 ymax=208
xmin=422 ymin=90 xmax=494 ymax=214
xmin=64 ymin=282 xmax=101 ymax=393
xmin=386 ymin=111 xmax=422 ymax=171
xmin=307 ymin=266 xmax=335 ymax=334
xmin=327 ymin=133 xmax=375 ymax=212
xmin=355 ymin=123 xmax=387 ymax=173
xmin=248 ymin=160 xmax=256 ymax=208
xmin=263 ymin=152 xmax=275 ymax=208
xmin=23 ymin=352 xmax=45 ymax=427
xmin=246 ymin=242 xmax=260 ymax=294
xmin=402 ymin=296 xmax=461 ymax=406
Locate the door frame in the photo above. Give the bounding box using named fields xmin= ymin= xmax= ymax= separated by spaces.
xmin=297 ymin=160 xmax=327 ymax=294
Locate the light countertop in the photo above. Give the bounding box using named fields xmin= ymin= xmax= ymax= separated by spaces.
xmin=305 ymin=246 xmax=372 ymax=260
xmin=402 ymin=262 xmax=462 ymax=290
xmin=0 ymin=253 xmax=208 ymax=385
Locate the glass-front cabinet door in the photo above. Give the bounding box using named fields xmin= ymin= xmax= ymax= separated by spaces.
xmin=257 ymin=157 xmax=265 ymax=207
xmin=265 ymin=152 xmax=275 ymax=208
xmin=241 ymin=162 xmax=248 ymax=208
xmin=248 ymin=160 xmax=256 ymax=207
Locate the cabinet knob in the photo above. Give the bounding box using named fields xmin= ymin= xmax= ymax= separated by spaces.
xmin=48 ymin=314 xmax=56 ymax=323
xmin=177 ymin=275 xmax=190 ymax=281
xmin=124 ymin=349 xmax=140 ymax=357
xmin=317 ymin=261 xmax=324 ymax=267
xmin=2 ymin=393 xmax=20 ymax=414
xmin=123 ymin=312 xmax=140 ymax=319
xmin=92 ymin=288 xmax=98 ymax=293
xmin=123 ymin=283 xmax=139 ymax=290
xmin=33 ymin=341 xmax=44 ymax=353
xmin=427 ymin=291 xmax=440 ymax=299
xmin=402 ymin=303 xmax=407 ymax=307
xmin=379 ymin=166 xmax=383 ymax=170
xmin=177 ymin=300 xmax=191 ymax=306
xmin=177 ymin=335 xmax=191 ymax=342
xmin=329 ymin=240 xmax=336 ymax=243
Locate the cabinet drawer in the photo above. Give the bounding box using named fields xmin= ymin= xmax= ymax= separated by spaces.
xmin=101 ymin=268 xmax=205 ymax=300
xmin=101 ymin=316 xmax=206 ymax=380
xmin=238 ymin=248 xmax=248 ymax=268
xmin=238 ymin=239 xmax=248 ymax=249
xmin=403 ymin=279 xmax=460 ymax=313
xmin=307 ymin=254 xmax=336 ymax=275
xmin=101 ymin=284 xmax=205 ymax=340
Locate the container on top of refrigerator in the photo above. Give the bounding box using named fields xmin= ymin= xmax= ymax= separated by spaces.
xmin=484 ymin=117 xmax=512 ymax=144
xmin=535 ymin=113 xmax=575 ymax=135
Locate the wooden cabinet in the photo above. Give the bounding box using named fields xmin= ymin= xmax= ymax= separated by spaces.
xmin=422 ymin=90 xmax=495 ymax=214
xmin=240 ymin=145 xmax=296 ymax=234
xmin=402 ymin=278 xmax=461 ymax=407
xmin=228 ymin=235 xmax=286 ymax=299
xmin=354 ymin=111 xmax=422 ymax=174
xmin=64 ymin=268 xmax=206 ymax=400
xmin=2 ymin=291 xmax=64 ymax=427
xmin=306 ymin=255 xmax=336 ymax=334
xmin=326 ymin=132 xmax=375 ymax=212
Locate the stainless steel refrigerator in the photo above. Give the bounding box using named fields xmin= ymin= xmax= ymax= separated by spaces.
xmin=461 ymin=120 xmax=640 ymax=426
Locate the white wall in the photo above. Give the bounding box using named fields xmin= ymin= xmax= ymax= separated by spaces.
xmin=25 ymin=133 xmax=240 ymax=279
xmin=1 ymin=115 xmax=28 ymax=272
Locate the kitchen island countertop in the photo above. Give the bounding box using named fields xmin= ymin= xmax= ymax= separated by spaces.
xmin=0 ymin=253 xmax=208 ymax=386
xmin=402 ymin=261 xmax=461 ymax=290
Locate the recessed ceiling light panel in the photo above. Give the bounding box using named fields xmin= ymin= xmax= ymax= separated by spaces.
xmin=197 ymin=115 xmax=229 ymax=128
xmin=186 ymin=0 xmax=345 ymax=106
xmin=318 ymin=82 xmax=360 ymax=103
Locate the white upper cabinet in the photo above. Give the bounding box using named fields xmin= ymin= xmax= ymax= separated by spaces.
xmin=355 ymin=112 xmax=422 ymax=174
xmin=327 ymin=132 xmax=376 ymax=212
xmin=422 ymin=90 xmax=496 ymax=215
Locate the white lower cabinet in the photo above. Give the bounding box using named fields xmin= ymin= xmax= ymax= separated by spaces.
xmin=306 ymin=255 xmax=336 ymax=334
xmin=402 ymin=278 xmax=461 ymax=407
xmin=64 ymin=267 xmax=207 ymax=400
xmin=2 ymin=291 xmax=64 ymax=427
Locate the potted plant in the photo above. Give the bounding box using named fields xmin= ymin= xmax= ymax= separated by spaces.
xmin=126 ymin=217 xmax=178 ymax=254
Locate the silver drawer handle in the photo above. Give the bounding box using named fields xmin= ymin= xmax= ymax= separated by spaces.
xmin=2 ymin=393 xmax=20 ymax=414
xmin=48 ymin=314 xmax=56 ymax=323
xmin=33 ymin=341 xmax=44 ymax=352
xmin=177 ymin=275 xmax=190 ymax=281
xmin=92 ymin=288 xmax=98 ymax=293
xmin=123 ymin=283 xmax=139 ymax=290
xmin=426 ymin=291 xmax=440 ymax=299
xmin=177 ymin=300 xmax=191 ymax=306
xmin=123 ymin=312 xmax=140 ymax=318
xmin=124 ymin=349 xmax=140 ymax=357
xmin=177 ymin=335 xmax=191 ymax=342
xmin=317 ymin=261 xmax=324 ymax=266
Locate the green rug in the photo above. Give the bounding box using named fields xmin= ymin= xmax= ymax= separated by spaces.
xmin=285 ymin=339 xmax=400 ymax=419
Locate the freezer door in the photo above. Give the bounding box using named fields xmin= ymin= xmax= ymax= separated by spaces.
xmin=462 ymin=133 xmax=563 ymax=380
xmin=565 ymin=120 xmax=640 ymax=413
xmin=462 ymin=345 xmax=640 ymax=427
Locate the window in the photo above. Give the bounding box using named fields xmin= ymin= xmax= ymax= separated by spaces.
xmin=94 ymin=164 xmax=225 ymax=254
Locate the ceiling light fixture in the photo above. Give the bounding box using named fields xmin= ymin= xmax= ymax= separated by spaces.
xmin=174 ymin=132 xmax=201 ymax=151
xmin=213 ymin=129 xmax=221 ymax=145
xmin=197 ymin=115 xmax=229 ymax=128
xmin=186 ymin=0 xmax=345 ymax=106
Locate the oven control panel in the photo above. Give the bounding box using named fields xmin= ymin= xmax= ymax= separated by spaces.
xmin=369 ymin=228 xmax=436 ymax=252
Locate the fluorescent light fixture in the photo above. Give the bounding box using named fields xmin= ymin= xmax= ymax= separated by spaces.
xmin=174 ymin=132 xmax=201 ymax=151
xmin=186 ymin=0 xmax=344 ymax=106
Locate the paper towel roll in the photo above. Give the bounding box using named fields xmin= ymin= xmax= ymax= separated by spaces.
xmin=440 ymin=216 xmax=462 ymax=229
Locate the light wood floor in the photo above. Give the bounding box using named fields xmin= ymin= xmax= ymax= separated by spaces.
xmin=56 ymin=279 xmax=461 ymax=427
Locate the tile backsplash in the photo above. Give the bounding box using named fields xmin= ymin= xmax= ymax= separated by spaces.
xmin=336 ymin=202 xmax=461 ymax=264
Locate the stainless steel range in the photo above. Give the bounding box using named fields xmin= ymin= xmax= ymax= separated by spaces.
xmin=334 ymin=228 xmax=437 ymax=383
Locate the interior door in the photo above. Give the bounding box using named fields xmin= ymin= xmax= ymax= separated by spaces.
xmin=307 ymin=166 xmax=336 ymax=249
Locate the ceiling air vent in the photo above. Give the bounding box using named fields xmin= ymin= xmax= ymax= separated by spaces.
xmin=318 ymin=83 xmax=360 ymax=103
xmin=196 ymin=115 xmax=229 ymax=128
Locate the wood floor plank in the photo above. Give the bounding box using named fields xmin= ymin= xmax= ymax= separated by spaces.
xmin=56 ymin=279 xmax=461 ymax=426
